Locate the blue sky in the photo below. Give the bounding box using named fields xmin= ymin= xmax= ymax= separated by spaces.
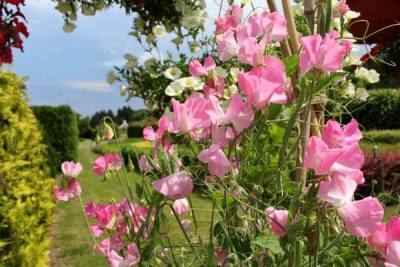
xmin=6 ymin=0 xmax=268 ymax=116
xmin=7 ymin=0 xmax=146 ymax=116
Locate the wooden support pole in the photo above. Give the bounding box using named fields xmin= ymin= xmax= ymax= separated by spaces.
xmin=304 ymin=0 xmax=315 ymax=34
xmin=281 ymin=0 xmax=300 ymax=53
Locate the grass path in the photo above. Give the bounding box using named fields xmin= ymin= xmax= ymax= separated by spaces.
xmin=50 ymin=140 xmax=212 ymax=266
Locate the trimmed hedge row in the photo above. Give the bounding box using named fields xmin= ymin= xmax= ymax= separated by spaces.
xmin=340 ymin=89 xmax=400 ymax=130
xmin=32 ymin=105 xmax=79 ymax=176
xmin=0 ymin=71 xmax=54 ymax=266
xmin=363 ymin=130 xmax=400 ymax=144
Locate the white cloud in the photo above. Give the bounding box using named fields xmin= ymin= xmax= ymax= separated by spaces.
xmin=61 ymin=81 xmax=112 ymax=92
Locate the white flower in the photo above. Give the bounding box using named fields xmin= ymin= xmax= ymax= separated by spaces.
xmin=177 ymin=77 xmax=204 ymax=91
xmin=181 ymin=9 xmax=207 ymax=29
xmin=164 ymin=67 xmax=182 ymax=80
xmin=55 ymin=2 xmax=72 ymax=13
xmin=224 ymin=84 xmax=238 ymax=99
xmin=63 ymin=22 xmax=76 ymax=33
xmin=165 ymin=81 xmax=185 ymax=96
xmin=123 ymin=53 xmax=138 ymax=69
xmin=172 ymin=35 xmax=184 ymax=45
xmin=366 ymin=69 xmax=380 ymax=84
xmin=343 ymin=82 xmax=355 ymax=98
xmin=152 ymin=25 xmax=167 ymax=38
xmin=124 ymin=53 xmax=137 ymax=62
xmin=344 ymin=10 xmax=360 ymax=23
xmin=144 ymin=58 xmax=157 ymax=68
xmin=175 ymin=0 xmax=186 ymax=12
xmin=230 ymin=67 xmax=240 ymax=82
xmin=213 ymin=67 xmax=228 ymax=78
xmin=242 ymin=0 xmax=253 ymax=6
xmin=291 ymin=0 xmax=304 ymax=14
xmin=343 ymin=46 xmax=361 ymax=66
xmin=355 ymin=67 xmax=380 ymax=84
xmin=189 ymin=43 xmax=201 ymax=53
xmin=355 ymin=87 xmax=369 ymax=101
xmin=120 ymin=84 xmax=128 ymax=96
xmin=106 ymin=71 xmax=117 ymax=85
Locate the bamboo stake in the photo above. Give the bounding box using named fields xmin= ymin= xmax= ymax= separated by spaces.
xmin=304 ymin=0 xmax=315 ymax=34
xmin=281 ymin=0 xmax=300 ymax=53
xmin=266 ymin=0 xmax=292 ymax=57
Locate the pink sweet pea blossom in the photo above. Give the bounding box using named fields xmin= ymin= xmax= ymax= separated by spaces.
xmin=223 ymin=93 xmax=254 ymax=133
xmin=214 ymin=247 xmax=229 ymax=266
xmin=197 ymin=144 xmax=232 ymax=179
xmin=138 ymin=155 xmax=151 ymax=172
xmin=260 ymin=11 xmax=288 ymax=42
xmin=216 ymin=29 xmax=239 ymax=61
xmin=143 ymin=116 xmax=170 ymax=149
xmin=265 ymin=207 xmax=288 ymax=237
xmin=338 ymin=197 xmax=384 ymax=237
xmin=152 ymin=171 xmax=194 ymax=200
xmin=317 ymin=170 xmax=362 ymax=207
xmin=93 ymin=153 xmax=122 ymax=176
xmin=304 ymin=136 xmax=342 ymax=174
xmin=90 ymin=224 xmax=104 ymax=237
xmin=172 ymin=198 xmax=189 ymax=216
xmin=321 ymin=119 xmax=362 ymax=148
xmin=188 ymin=56 xmax=216 ymax=77
xmin=108 ymin=242 xmax=140 ymax=267
xmin=331 ymin=143 xmax=365 ymax=176
xmin=61 ymin=161 xmax=83 ymax=178
xmin=181 ymin=219 xmax=192 ymax=231
xmin=333 ymin=0 xmax=350 ymax=17
xmin=54 ymin=178 xmax=82 ymax=201
xmin=299 ymin=30 xmax=351 ymax=75
xmin=214 ymin=4 xmax=242 ymax=34
xmin=171 ymin=93 xmax=211 ymax=135
xmin=367 ymin=216 xmax=400 ymax=253
xmin=385 ymin=241 xmax=400 ymax=267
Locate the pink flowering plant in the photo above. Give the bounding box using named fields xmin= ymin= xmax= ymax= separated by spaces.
xmin=54 ymin=1 xmax=399 ymax=266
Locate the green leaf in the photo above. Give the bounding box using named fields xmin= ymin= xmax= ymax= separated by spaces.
xmin=253 ymin=229 xmax=283 ymax=254
xmin=282 ymin=55 xmax=299 ymax=76
xmin=314 ymin=72 xmax=346 ymax=95
xmin=319 ymin=5 xmax=326 ymax=36
xmin=266 ymin=104 xmax=283 ymax=121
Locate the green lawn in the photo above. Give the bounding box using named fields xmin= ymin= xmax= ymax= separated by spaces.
xmin=51 ymin=139 xmax=212 ymax=266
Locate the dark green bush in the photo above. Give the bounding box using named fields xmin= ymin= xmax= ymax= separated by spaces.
xmin=127 ymin=120 xmax=157 ymax=138
xmin=32 ymin=105 xmax=79 ymax=176
xmin=337 ymin=89 xmax=400 ymax=130
xmin=78 ymin=116 xmax=96 ymax=139
xmin=0 ymin=70 xmax=54 ymax=266
xmin=363 ymin=130 xmax=400 ymax=144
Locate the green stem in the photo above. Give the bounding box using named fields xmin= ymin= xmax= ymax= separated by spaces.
xmin=78 ymin=195 xmax=97 ymax=245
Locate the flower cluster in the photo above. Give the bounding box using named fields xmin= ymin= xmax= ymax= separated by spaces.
xmin=0 ymin=0 xmax=28 ymax=64
xmin=54 ymin=161 xmax=83 ymax=201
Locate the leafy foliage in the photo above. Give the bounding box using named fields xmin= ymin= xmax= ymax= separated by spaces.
xmin=0 ymin=70 xmax=54 ymax=266
xmin=32 ymin=105 xmax=79 ymax=176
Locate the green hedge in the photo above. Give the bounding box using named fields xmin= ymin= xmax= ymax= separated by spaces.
xmin=127 ymin=120 xmax=157 ymax=138
xmin=32 ymin=105 xmax=79 ymax=176
xmin=363 ymin=130 xmax=400 ymax=144
xmin=341 ymin=89 xmax=400 ymax=130
xmin=0 ymin=71 xmax=55 ymax=266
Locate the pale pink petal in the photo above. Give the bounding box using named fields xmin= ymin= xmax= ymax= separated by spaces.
xmin=338 ymin=197 xmax=384 ymax=237
xmin=172 ymin=198 xmax=189 ymax=216
xmin=265 ymin=207 xmax=288 ymax=237
xmin=152 ymin=171 xmax=193 ymax=200
xmin=385 ymin=241 xmax=400 ymax=267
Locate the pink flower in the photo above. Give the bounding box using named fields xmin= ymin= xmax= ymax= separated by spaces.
xmin=181 ymin=219 xmax=191 ymax=231
xmin=317 ymin=170 xmax=362 ymax=207
xmin=214 ymin=4 xmax=242 ymax=34
xmin=54 ymin=178 xmax=82 ymax=201
xmin=108 ymin=242 xmax=140 ymax=267
xmin=333 ymin=0 xmax=350 ymax=17
xmin=188 ymin=56 xmax=215 ymax=77
xmin=172 ymin=93 xmax=211 ymax=135
xmin=216 ymin=29 xmax=239 ymax=61
xmin=93 ymin=204 xmax=118 ymax=229
xmin=85 ymin=202 xmax=97 ymax=216
xmin=304 ymin=136 xmax=342 ymax=174
xmin=299 ymin=30 xmax=351 ymax=75
xmin=138 ymin=155 xmax=151 ymax=172
xmin=94 ymin=238 xmax=112 ymax=257
xmin=238 ymin=59 xmax=287 ymax=109
xmin=321 ymin=119 xmax=362 ymax=148
xmin=214 ymin=247 xmax=229 ymax=266
xmin=331 ymin=143 xmax=365 ymax=175
xmin=338 ymin=197 xmax=384 ymax=237
xmin=152 ymin=171 xmax=194 ymax=200
xmin=143 ymin=116 xmax=170 ymax=149
xmin=260 ymin=11 xmax=288 ymax=42
xmin=367 ymin=216 xmax=400 ymax=252
xmin=90 ymin=224 xmax=103 ymax=237
xmin=172 ymin=198 xmax=189 ymax=216
xmin=61 ymin=161 xmax=83 ymax=178
xmin=223 ymin=93 xmax=254 ymax=133
xmin=197 ymin=144 xmax=231 ymax=179
xmin=93 ymin=153 xmax=122 ymax=176
xmin=265 ymin=207 xmax=288 ymax=237
xmin=385 ymin=241 xmax=400 ymax=267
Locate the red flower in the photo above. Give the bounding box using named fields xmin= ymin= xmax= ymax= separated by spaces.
xmin=14 ymin=20 xmax=29 ymax=37
xmin=5 ymin=0 xmax=24 ymax=6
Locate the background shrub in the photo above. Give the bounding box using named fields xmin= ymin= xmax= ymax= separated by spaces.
xmin=339 ymin=89 xmax=400 ymax=130
xmin=0 ymin=71 xmax=54 ymax=266
xmin=78 ymin=115 xmax=96 ymax=139
xmin=363 ymin=130 xmax=400 ymax=144
xmin=127 ymin=120 xmax=157 ymax=138
xmin=32 ymin=105 xmax=79 ymax=176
